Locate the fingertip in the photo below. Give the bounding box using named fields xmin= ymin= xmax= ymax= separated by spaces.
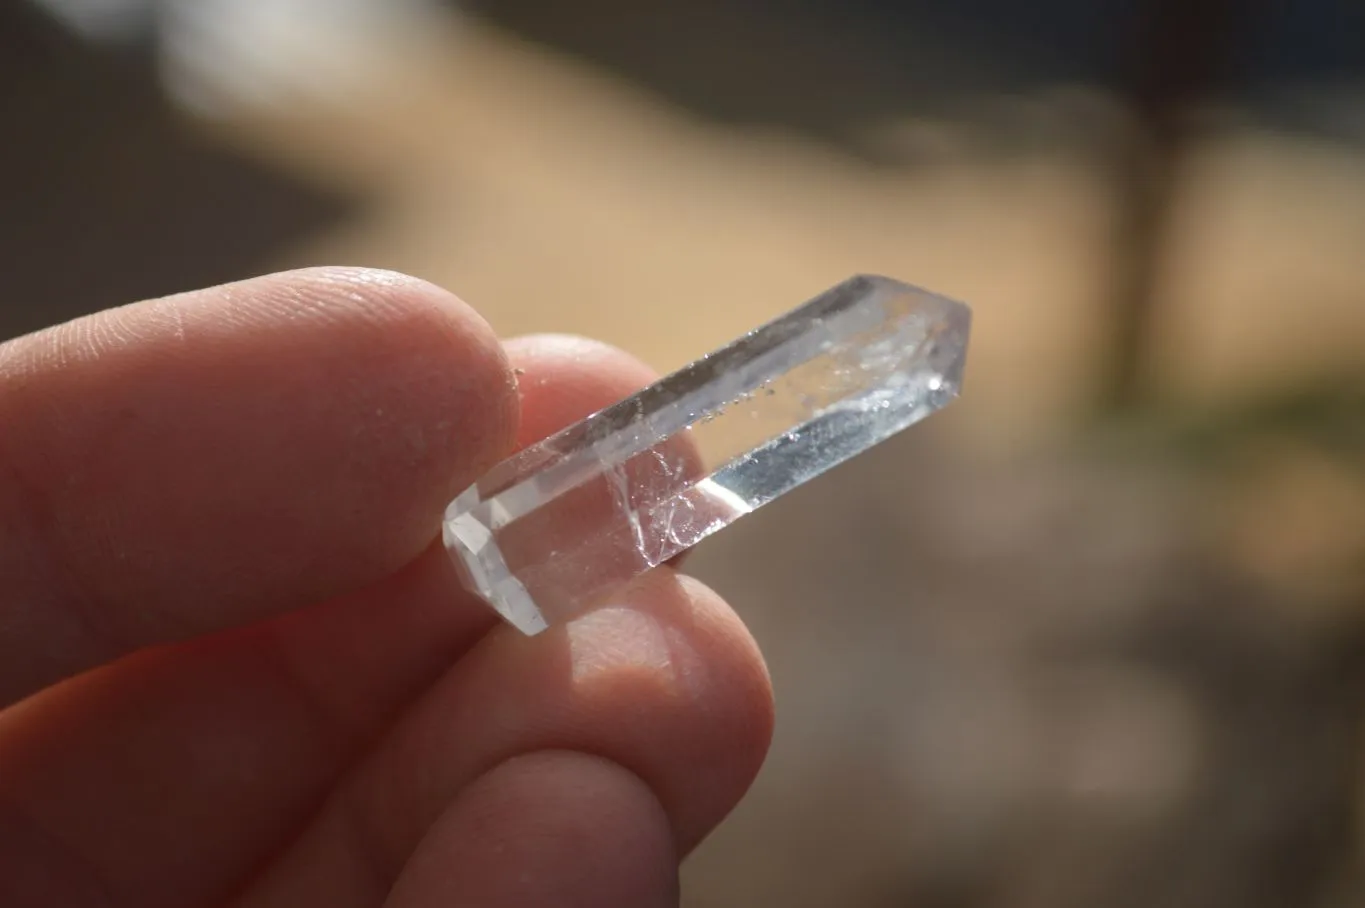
xmin=672 ymin=572 xmax=775 ymax=759
xmin=568 ymin=570 xmax=774 ymax=848
xmin=503 ymin=333 xmax=653 ymax=374
xmin=502 ymin=334 xmax=658 ymax=447
xmin=464 ymin=568 xmax=774 ymax=854
xmin=0 ymin=267 xmax=522 ymax=694
xmin=158 ymin=266 xmax=524 ymax=563
xmin=386 ymin=751 xmax=678 ymax=908
xmin=260 ymin=267 xmax=523 ymax=454
xmin=202 ymin=267 xmax=522 ymax=575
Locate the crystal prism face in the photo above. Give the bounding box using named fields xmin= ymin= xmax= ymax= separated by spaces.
xmin=444 ymin=275 xmax=971 ymax=634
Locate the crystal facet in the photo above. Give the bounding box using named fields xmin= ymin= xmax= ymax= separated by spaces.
xmin=444 ymin=275 xmax=971 ymax=634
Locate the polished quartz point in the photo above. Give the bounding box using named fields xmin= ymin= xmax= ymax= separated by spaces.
xmin=444 ymin=275 xmax=971 ymax=634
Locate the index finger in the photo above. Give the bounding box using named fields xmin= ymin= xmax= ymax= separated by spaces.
xmin=0 ymin=268 xmax=518 ymax=705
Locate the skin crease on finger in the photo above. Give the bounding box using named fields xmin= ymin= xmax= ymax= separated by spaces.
xmin=0 ymin=305 xmax=773 ymax=908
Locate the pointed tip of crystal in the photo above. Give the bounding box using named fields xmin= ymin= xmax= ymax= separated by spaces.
xmin=857 ymin=272 xmax=972 ymax=397
xmin=935 ymin=296 xmax=972 ymax=399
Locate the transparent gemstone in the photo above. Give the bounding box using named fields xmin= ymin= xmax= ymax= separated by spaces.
xmin=444 ymin=274 xmax=972 ymax=634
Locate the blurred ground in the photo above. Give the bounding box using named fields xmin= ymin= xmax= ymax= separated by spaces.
xmin=4 ymin=1 xmax=1365 ymax=905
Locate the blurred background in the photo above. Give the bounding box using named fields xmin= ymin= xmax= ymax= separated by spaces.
xmin=4 ymin=0 xmax=1365 ymax=904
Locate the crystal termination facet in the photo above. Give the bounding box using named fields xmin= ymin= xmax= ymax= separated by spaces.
xmin=444 ymin=275 xmax=971 ymax=634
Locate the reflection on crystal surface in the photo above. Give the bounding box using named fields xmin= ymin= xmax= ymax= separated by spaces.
xmin=444 ymin=274 xmax=972 ymax=634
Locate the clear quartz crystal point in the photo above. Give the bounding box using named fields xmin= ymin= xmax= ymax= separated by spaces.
xmin=444 ymin=275 xmax=971 ymax=634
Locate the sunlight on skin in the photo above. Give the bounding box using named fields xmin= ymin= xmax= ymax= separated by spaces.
xmin=567 ymin=594 xmax=708 ymax=701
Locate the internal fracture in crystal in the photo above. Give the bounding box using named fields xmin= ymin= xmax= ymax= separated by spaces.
xmin=443 ymin=274 xmax=972 ymax=634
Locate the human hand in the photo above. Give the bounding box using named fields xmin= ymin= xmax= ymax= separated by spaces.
xmin=0 ymin=269 xmax=773 ymax=907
